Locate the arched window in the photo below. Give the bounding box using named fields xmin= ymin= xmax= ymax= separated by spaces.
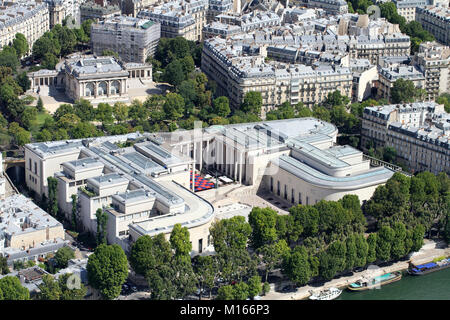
xmin=110 ymin=80 xmax=120 ymax=95
xmin=98 ymin=82 xmax=107 ymax=96
xmin=85 ymin=83 xmax=94 ymax=97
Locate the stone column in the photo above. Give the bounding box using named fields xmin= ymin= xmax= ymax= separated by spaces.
xmin=239 ymin=151 xmax=243 ymax=184
xmin=234 ymin=148 xmax=238 ymax=181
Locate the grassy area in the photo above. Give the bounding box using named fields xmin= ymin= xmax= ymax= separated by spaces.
xmin=30 ymin=111 xmax=52 ymax=136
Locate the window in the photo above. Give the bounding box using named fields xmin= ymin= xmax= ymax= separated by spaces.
xmin=284 ymin=185 xmax=287 ymax=200
xmin=270 ymin=177 xmax=273 ymax=192
xmin=291 ymin=188 xmax=294 ymax=203
xmin=277 ymin=181 xmax=280 ymax=196
xmin=34 ymin=162 xmax=37 ymax=174
xmin=198 ymin=239 xmax=203 ymax=253
xmin=306 ymin=196 xmax=309 ymax=205
xmin=299 ymin=192 xmax=302 ymax=204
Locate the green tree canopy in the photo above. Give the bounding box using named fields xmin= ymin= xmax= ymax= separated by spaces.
xmin=0 ymin=276 xmax=30 ymax=300
xmin=86 ymin=244 xmax=128 ymax=300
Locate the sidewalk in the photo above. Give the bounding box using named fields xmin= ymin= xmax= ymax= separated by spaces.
xmin=262 ymin=240 xmax=450 ymax=300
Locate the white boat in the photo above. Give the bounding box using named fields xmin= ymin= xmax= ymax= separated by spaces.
xmin=308 ymin=287 xmax=342 ymax=300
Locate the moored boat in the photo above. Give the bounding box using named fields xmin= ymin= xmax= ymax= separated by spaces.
xmin=309 ymin=287 xmax=342 ymax=300
xmin=347 ymin=271 xmax=402 ymax=291
xmin=407 ymin=258 xmax=450 ymax=276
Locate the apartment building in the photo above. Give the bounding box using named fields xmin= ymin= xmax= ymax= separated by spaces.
xmin=350 ymin=58 xmax=378 ymax=102
xmin=291 ymin=0 xmax=348 ymax=15
xmin=44 ymin=0 xmax=87 ymax=27
xmin=393 ymin=0 xmax=427 ymax=22
xmin=413 ymin=41 xmax=450 ymax=101
xmin=377 ymin=65 xmax=426 ymax=102
xmin=80 ymin=0 xmax=121 ymax=22
xmin=0 ymin=2 xmax=49 ymax=52
xmin=361 ymin=102 xmax=450 ymax=174
xmin=416 ymin=6 xmax=450 ymax=46
xmin=202 ymin=35 xmax=356 ymax=113
xmin=91 ymin=16 xmax=161 ymax=63
xmin=121 ymin=0 xmax=159 ymax=17
xmin=207 ymin=0 xmax=234 ymax=22
xmin=0 ymin=194 xmax=67 ymax=266
xmin=137 ymin=0 xmax=208 ymax=41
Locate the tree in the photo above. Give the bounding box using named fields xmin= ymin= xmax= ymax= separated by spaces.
xmin=327 ymin=240 xmax=347 ymax=273
xmin=345 ymin=235 xmax=357 ymax=271
xmin=163 ymin=92 xmax=185 ymax=121
xmin=38 ymin=274 xmax=62 ymax=300
xmin=42 ymin=52 xmax=59 ymax=70
xmin=20 ymin=106 xmax=37 ymax=130
xmin=248 ymin=207 xmax=279 ymax=249
xmin=73 ymin=99 xmax=95 ymax=122
xmin=258 ymin=240 xmax=290 ymax=282
xmin=146 ymin=257 xmax=196 ymax=300
xmin=390 ymin=79 xmax=419 ymax=104
xmin=8 ymin=122 xmax=30 ymax=146
xmin=354 ymin=234 xmax=369 ymax=267
xmin=164 ymin=59 xmax=185 ymax=87
xmin=129 ymin=234 xmax=172 ymax=276
xmin=170 ymin=223 xmax=192 ymax=263
xmin=86 ymin=244 xmax=128 ymax=300
xmin=209 ymin=216 xmax=254 ymax=283
xmin=36 ymin=96 xmax=44 ymax=112
xmin=0 ymin=46 xmax=19 ymax=72
xmin=95 ymin=208 xmax=108 ymax=246
xmin=213 ymin=96 xmax=231 ymax=118
xmin=0 ymin=255 xmax=9 ymax=275
xmin=12 ymin=33 xmax=29 ymax=59
xmin=113 ymin=102 xmax=128 ymax=122
xmin=56 ymin=113 xmax=80 ymax=130
xmin=210 ymin=216 xmax=251 ymax=253
xmin=376 ymin=226 xmax=395 ymax=262
xmin=0 ymin=276 xmax=30 ymax=300
xmin=282 ymin=246 xmax=311 ymax=286
xmin=47 ymin=176 xmax=59 ymax=217
xmin=54 ymin=247 xmax=75 ymax=269
xmin=58 ymin=273 xmax=87 ymax=300
xmin=102 ymin=50 xmax=119 ymax=58
xmin=411 ymin=224 xmax=425 ymax=252
xmin=177 ymin=80 xmax=197 ymax=110
xmin=71 ymin=194 xmax=77 ymax=230
xmin=53 ymin=104 xmax=74 ymax=121
xmin=391 ymin=222 xmax=407 ymax=260
xmin=324 ymin=90 xmax=349 ymax=108
xmin=81 ymin=19 xmax=93 ymax=39
xmin=216 ymin=285 xmax=233 ymax=300
xmin=383 ymin=146 xmax=397 ymax=163
xmin=16 ymin=72 xmax=31 ymax=92
xmin=192 ymin=255 xmax=216 ymax=300
xmin=366 ymin=233 xmax=377 ymax=263
xmin=241 ymin=91 xmax=262 ymax=115
xmin=232 ymin=282 xmax=249 ymax=300
xmin=289 ymin=205 xmax=317 ymax=238
xmin=70 ymin=122 xmax=100 ymax=139
xmin=95 ymin=103 xmax=114 ymax=124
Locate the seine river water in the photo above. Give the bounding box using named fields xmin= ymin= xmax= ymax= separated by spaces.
xmin=337 ymin=267 xmax=450 ymax=300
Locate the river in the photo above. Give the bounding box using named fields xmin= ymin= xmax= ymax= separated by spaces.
xmin=337 ymin=267 xmax=450 ymax=300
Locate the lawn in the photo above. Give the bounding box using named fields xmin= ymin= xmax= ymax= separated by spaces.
xmin=30 ymin=111 xmax=52 ymax=136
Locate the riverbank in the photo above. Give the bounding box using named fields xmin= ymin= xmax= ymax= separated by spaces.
xmin=262 ymin=239 xmax=450 ymax=300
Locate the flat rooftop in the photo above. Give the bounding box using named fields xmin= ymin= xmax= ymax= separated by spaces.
xmin=129 ymin=181 xmax=213 ymax=237
xmin=0 ymin=194 xmax=62 ymax=237
xmin=275 ymin=155 xmax=395 ymax=189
